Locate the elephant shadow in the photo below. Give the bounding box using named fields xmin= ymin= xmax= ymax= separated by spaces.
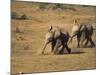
xmin=58 ymin=49 xmax=85 ymax=55
xmin=69 ymin=51 xmax=85 ymax=54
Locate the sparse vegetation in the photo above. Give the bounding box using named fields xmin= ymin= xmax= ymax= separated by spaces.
xmin=31 ymin=2 xmax=77 ymax=11
xmin=19 ymin=14 xmax=28 ymax=20
xmin=12 ymin=12 xmax=28 ymax=20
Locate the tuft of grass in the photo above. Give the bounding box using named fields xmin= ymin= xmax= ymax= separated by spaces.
xmin=19 ymin=14 xmax=28 ymax=20
xmin=11 ymin=12 xmax=29 ymax=20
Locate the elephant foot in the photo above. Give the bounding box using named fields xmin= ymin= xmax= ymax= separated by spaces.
xmin=82 ymin=43 xmax=87 ymax=48
xmin=53 ymin=51 xmax=59 ymax=55
xmin=50 ymin=52 xmax=55 ymax=55
xmin=83 ymin=44 xmax=95 ymax=48
xmin=77 ymin=46 xmax=80 ymax=48
xmin=91 ymin=44 xmax=96 ymax=48
xmin=54 ymin=52 xmax=58 ymax=55
xmin=68 ymin=48 xmax=71 ymax=54
xmin=59 ymin=50 xmax=64 ymax=54
xmin=89 ymin=44 xmax=96 ymax=48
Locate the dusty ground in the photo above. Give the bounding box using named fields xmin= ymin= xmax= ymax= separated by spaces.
xmin=11 ymin=1 xmax=96 ymax=74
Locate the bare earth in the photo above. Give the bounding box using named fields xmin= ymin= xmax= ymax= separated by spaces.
xmin=11 ymin=1 xmax=96 ymax=74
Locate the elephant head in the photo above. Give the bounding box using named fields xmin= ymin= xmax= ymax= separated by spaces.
xmin=71 ymin=24 xmax=86 ymax=40
xmin=42 ymin=26 xmax=57 ymax=54
xmin=70 ymin=23 xmax=95 ymax=48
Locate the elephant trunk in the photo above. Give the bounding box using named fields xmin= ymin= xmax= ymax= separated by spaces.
xmin=42 ymin=41 xmax=49 ymax=54
xmin=68 ymin=32 xmax=78 ymax=45
xmin=68 ymin=36 xmax=73 ymax=45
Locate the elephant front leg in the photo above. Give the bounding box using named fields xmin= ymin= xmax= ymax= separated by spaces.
xmin=89 ymin=37 xmax=95 ymax=47
xmin=51 ymin=41 xmax=56 ymax=53
xmin=53 ymin=39 xmax=61 ymax=54
xmin=77 ymin=37 xmax=80 ymax=48
xmin=65 ymin=44 xmax=71 ymax=54
xmin=42 ymin=40 xmax=50 ymax=54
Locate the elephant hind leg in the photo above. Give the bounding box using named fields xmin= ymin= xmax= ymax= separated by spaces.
xmin=59 ymin=44 xmax=65 ymax=54
xmin=77 ymin=35 xmax=81 ymax=48
xmin=51 ymin=41 xmax=56 ymax=52
xmin=84 ymin=39 xmax=89 ymax=47
xmin=65 ymin=44 xmax=71 ymax=54
xmin=89 ymin=37 xmax=95 ymax=47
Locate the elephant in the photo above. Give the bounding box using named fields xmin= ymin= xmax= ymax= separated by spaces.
xmin=71 ymin=23 xmax=95 ymax=48
xmin=42 ymin=26 xmax=71 ymax=54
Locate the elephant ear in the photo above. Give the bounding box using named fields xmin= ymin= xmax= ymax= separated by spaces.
xmin=48 ymin=25 xmax=53 ymax=32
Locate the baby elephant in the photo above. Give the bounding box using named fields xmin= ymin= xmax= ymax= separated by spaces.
xmin=71 ymin=23 xmax=95 ymax=48
xmin=42 ymin=26 xmax=71 ymax=54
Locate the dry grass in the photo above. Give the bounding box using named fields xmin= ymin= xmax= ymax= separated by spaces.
xmin=11 ymin=1 xmax=96 ymax=74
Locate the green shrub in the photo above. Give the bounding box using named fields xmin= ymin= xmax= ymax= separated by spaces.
xmin=20 ymin=14 xmax=28 ymax=20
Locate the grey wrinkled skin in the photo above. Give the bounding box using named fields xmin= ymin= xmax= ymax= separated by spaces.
xmin=71 ymin=23 xmax=95 ymax=48
xmin=42 ymin=26 xmax=71 ymax=54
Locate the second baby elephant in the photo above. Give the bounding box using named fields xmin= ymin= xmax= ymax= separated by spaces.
xmin=42 ymin=26 xmax=71 ymax=54
xmin=71 ymin=23 xmax=95 ymax=48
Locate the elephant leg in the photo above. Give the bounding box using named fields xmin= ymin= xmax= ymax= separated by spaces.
xmin=80 ymin=38 xmax=86 ymax=48
xmin=77 ymin=37 xmax=80 ymax=48
xmin=84 ymin=39 xmax=89 ymax=47
xmin=51 ymin=41 xmax=56 ymax=52
xmin=42 ymin=42 xmax=48 ymax=54
xmin=65 ymin=44 xmax=71 ymax=54
xmin=59 ymin=44 xmax=65 ymax=54
xmin=89 ymin=37 xmax=95 ymax=47
xmin=53 ymin=39 xmax=61 ymax=54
